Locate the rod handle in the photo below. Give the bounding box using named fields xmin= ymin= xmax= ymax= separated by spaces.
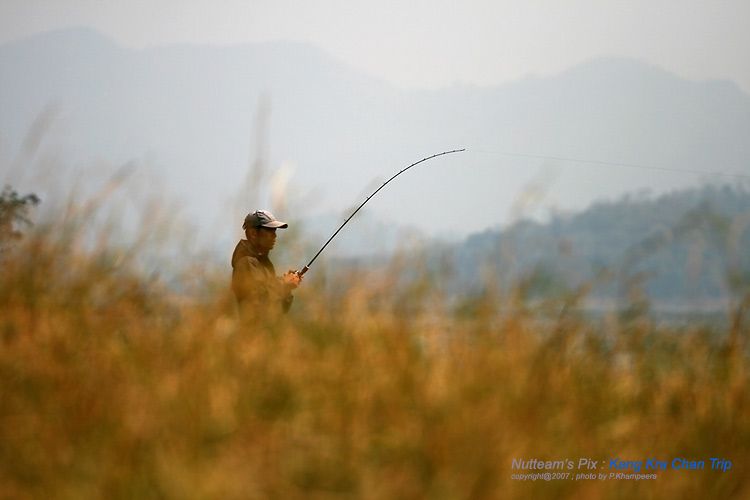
xmin=297 ymin=266 xmax=309 ymax=277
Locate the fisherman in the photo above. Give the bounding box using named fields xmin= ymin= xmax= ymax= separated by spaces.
xmin=231 ymin=210 xmax=302 ymax=318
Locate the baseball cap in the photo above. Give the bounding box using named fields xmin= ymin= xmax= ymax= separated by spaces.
xmin=243 ymin=210 xmax=289 ymax=230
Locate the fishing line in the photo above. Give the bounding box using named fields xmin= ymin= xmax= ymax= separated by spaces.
xmin=466 ymin=148 xmax=750 ymax=180
xmin=295 ymin=147 xmax=748 ymax=277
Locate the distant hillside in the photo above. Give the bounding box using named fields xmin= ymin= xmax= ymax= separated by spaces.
xmin=455 ymin=185 xmax=750 ymax=311
xmin=1 ymin=28 xmax=749 ymax=248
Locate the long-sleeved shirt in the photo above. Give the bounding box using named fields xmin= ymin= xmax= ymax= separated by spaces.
xmin=231 ymin=239 xmax=293 ymax=316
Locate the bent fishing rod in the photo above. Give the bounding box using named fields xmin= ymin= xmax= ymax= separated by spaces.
xmin=297 ymin=149 xmax=465 ymax=276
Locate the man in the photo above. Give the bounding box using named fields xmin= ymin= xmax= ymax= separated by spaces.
xmin=231 ymin=210 xmax=302 ymax=317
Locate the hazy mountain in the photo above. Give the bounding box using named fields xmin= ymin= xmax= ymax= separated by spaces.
xmin=454 ymin=184 xmax=750 ymax=312
xmin=1 ymin=27 xmax=749 ymax=256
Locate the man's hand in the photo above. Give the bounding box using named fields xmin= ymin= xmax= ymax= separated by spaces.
xmin=283 ymin=270 xmax=302 ymax=290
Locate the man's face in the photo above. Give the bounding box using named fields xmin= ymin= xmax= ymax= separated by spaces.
xmin=251 ymin=226 xmax=277 ymax=254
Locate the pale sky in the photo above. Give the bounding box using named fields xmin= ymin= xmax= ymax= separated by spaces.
xmin=1 ymin=0 xmax=749 ymax=93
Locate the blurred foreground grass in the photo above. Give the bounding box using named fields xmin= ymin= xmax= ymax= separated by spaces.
xmin=1 ymin=214 xmax=749 ymax=500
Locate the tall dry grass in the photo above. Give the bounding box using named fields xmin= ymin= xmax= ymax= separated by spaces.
xmin=1 ymin=203 xmax=749 ymax=500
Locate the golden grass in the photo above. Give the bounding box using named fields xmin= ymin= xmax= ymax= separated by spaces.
xmin=1 ymin=215 xmax=749 ymax=500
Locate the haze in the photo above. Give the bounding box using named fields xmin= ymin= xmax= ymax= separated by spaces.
xmin=2 ymin=0 xmax=749 ymax=93
xmin=1 ymin=1 xmax=749 ymax=256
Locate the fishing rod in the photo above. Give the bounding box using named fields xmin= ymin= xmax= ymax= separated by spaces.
xmin=297 ymin=149 xmax=465 ymax=276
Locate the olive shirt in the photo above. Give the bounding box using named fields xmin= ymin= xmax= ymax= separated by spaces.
xmin=231 ymin=239 xmax=294 ymax=315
